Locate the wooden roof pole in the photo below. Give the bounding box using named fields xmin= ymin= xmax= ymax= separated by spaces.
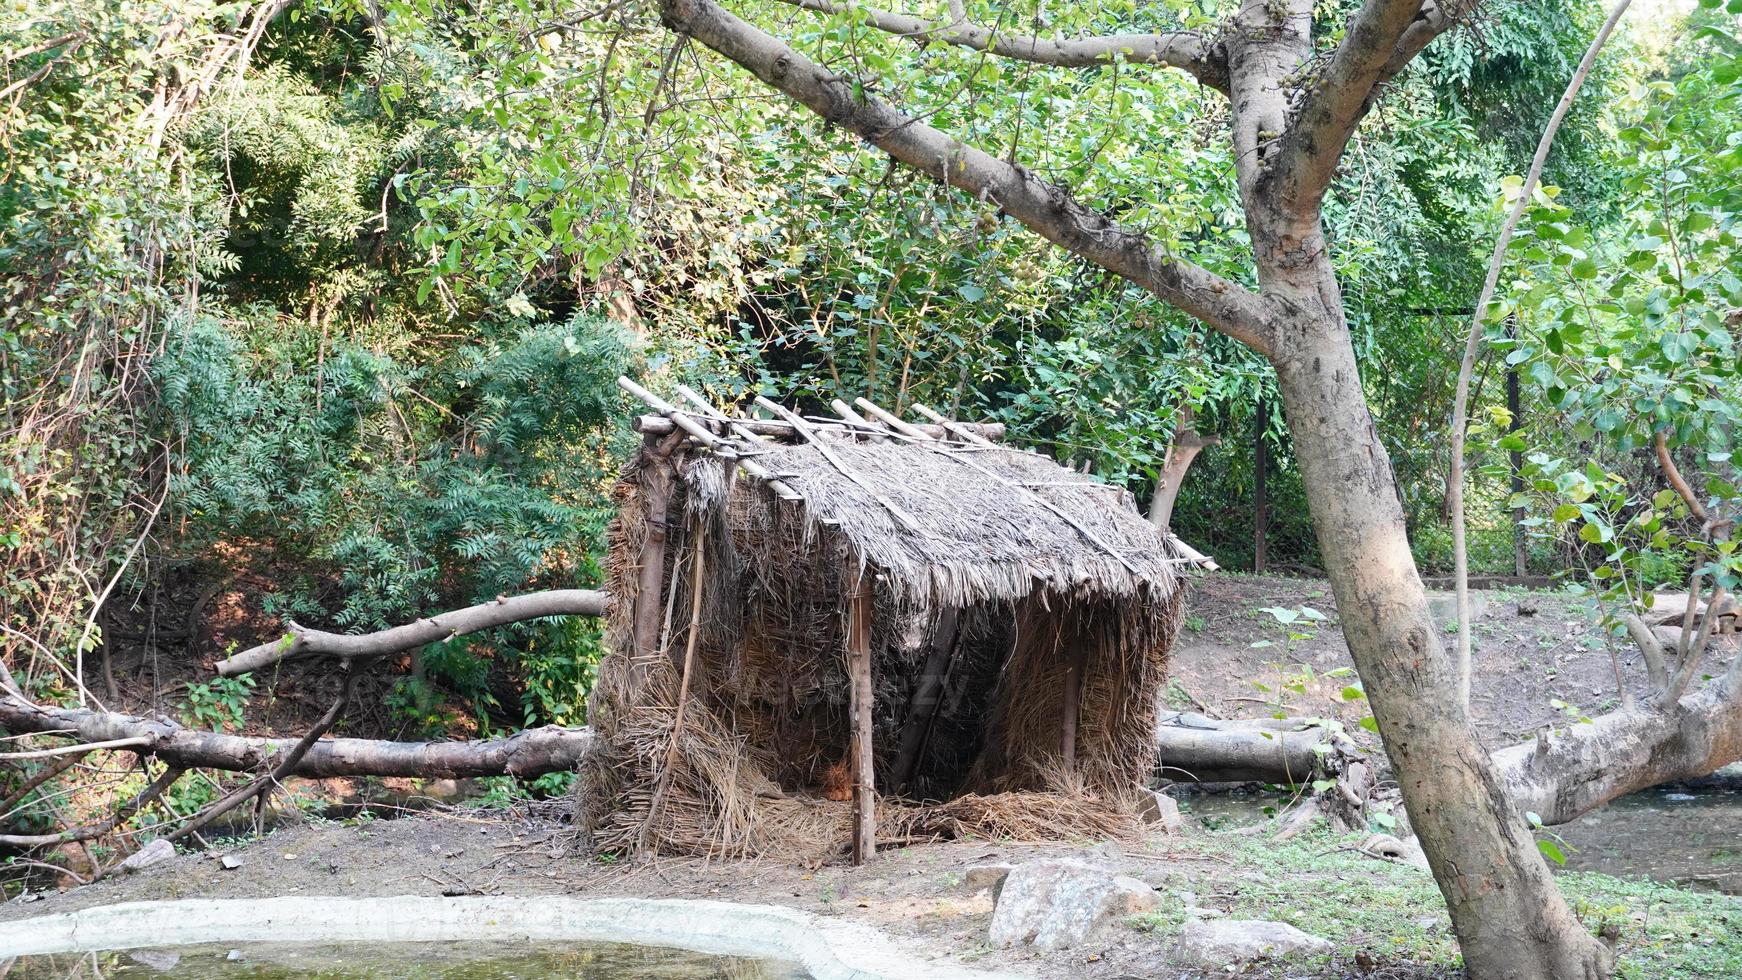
xmin=634 ymin=414 xmax=1004 ymax=442
xmin=909 ymin=402 xmax=995 ymax=447
xmin=899 ymin=405 xmax=1143 ymax=576
xmin=670 ymin=384 xmax=805 ymax=502
xmin=617 ymin=377 xmax=803 ymax=503
xmin=829 ymin=399 xmax=889 ymax=442
xmin=852 ymin=397 xmax=935 ymax=442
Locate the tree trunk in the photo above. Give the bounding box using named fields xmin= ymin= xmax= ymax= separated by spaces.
xmin=1148 ymin=405 xmax=1215 ymax=531
xmin=1253 ymin=401 xmax=1270 ymax=574
xmin=1272 ymin=320 xmax=1612 ymax=979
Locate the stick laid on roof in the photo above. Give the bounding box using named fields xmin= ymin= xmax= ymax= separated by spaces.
xmin=671 ymin=384 xmax=804 ymax=502
xmin=753 ymin=395 xmax=923 ymax=533
xmin=910 ymin=403 xmax=997 ymax=447
xmin=1166 ymin=535 xmax=1221 ymax=571
xmin=829 ymin=399 xmax=887 ymax=441
xmin=617 ymin=377 xmax=803 ymax=502
xmin=853 ymin=397 xmax=934 ymax=442
xmin=618 ymin=377 xmax=732 ymax=449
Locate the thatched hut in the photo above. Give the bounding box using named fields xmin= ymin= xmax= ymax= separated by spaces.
xmin=578 ymin=381 xmax=1191 ymax=863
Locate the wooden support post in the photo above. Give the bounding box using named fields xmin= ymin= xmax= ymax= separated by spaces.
xmin=1506 ymin=314 xmax=1527 ymax=578
xmin=631 ymin=434 xmax=679 ymax=662
xmin=1059 ymin=642 xmax=1089 ymax=778
xmin=847 ymin=584 xmax=876 ymax=865
xmin=891 ymin=607 xmax=959 ymax=795
xmin=1253 ymin=402 xmax=1270 ymax=575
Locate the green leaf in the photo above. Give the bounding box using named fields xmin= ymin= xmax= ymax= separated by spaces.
xmin=1537 ymin=839 xmax=1568 ymax=866
xmin=1359 ymin=716 xmax=1380 ymax=734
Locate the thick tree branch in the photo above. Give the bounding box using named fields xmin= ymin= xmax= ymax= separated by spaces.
xmin=1378 ymin=0 xmax=1472 ymax=83
xmin=1495 ymin=669 xmax=1742 ymax=826
xmin=768 ymin=0 xmax=1229 ymax=92
xmin=1274 ymin=0 xmax=1428 ymax=208
xmin=166 ymin=669 xmax=362 ymax=844
xmin=1661 ymin=586 xmax=1729 ymax=709
xmin=1622 ymin=613 xmax=1670 ymax=690
xmin=0 ymin=699 xmax=594 ymax=779
xmin=1655 ymin=430 xmax=1710 ymax=524
xmin=214 ymin=588 xmax=608 ymax=677
xmin=662 ymin=0 xmax=1277 ymax=356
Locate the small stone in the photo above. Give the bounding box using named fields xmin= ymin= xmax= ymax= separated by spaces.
xmin=1137 ymin=790 xmax=1184 ymax=833
xmin=220 ymin=855 xmax=244 ymax=870
xmin=128 ymin=951 xmax=181 ymax=971
xmin=988 ymin=859 xmax=1160 ymax=950
xmin=282 ymin=853 xmax=297 ymax=860
xmin=120 ymin=839 xmax=176 ymax=874
xmin=1174 ymin=919 xmax=1332 ymax=970
xmin=226 ymin=950 xmax=246 ymax=962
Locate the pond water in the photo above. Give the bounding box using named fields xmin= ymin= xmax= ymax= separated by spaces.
xmin=1176 ymin=781 xmax=1742 ymax=895
xmin=1552 ymin=785 xmax=1742 ymax=894
xmin=8 ymin=942 xmax=810 ymax=980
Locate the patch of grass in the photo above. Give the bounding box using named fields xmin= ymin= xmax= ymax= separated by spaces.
xmin=1128 ymin=827 xmax=1742 ymax=978
xmin=1164 ymin=678 xmax=1200 ymax=710
xmin=1561 ymin=873 xmax=1742 ymax=978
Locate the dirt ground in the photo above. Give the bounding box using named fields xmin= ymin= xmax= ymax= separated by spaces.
xmin=7 ymin=574 xmax=1737 ymax=979
xmin=1169 ymin=573 xmax=1654 ymax=749
xmin=0 ymin=805 xmax=1464 ymax=978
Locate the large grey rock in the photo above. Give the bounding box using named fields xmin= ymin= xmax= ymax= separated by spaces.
xmin=120 ymin=839 xmax=176 ymax=874
xmin=1174 ymin=918 xmax=1332 ymax=969
xmin=986 ymin=859 xmax=1159 ymax=949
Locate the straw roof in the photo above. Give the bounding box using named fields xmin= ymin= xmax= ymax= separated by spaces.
xmin=752 ymin=439 xmax=1183 ymax=608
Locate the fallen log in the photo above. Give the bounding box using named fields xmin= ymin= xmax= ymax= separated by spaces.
xmin=1493 ymin=668 xmax=1742 ymax=826
xmin=1155 ymin=712 xmax=1339 ymax=783
xmin=1156 ymin=663 xmax=1742 ymax=829
xmin=215 ymin=588 xmax=608 ymax=677
xmin=0 ymin=699 xmax=593 ymax=779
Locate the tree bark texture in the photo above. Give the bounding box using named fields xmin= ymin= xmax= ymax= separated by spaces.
xmin=1495 ymin=670 xmax=1742 ymax=826
xmin=1147 ymin=405 xmax=1216 ymax=532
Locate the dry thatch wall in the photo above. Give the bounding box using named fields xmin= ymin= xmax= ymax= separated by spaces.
xmin=579 ymin=437 xmax=1184 ymax=861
